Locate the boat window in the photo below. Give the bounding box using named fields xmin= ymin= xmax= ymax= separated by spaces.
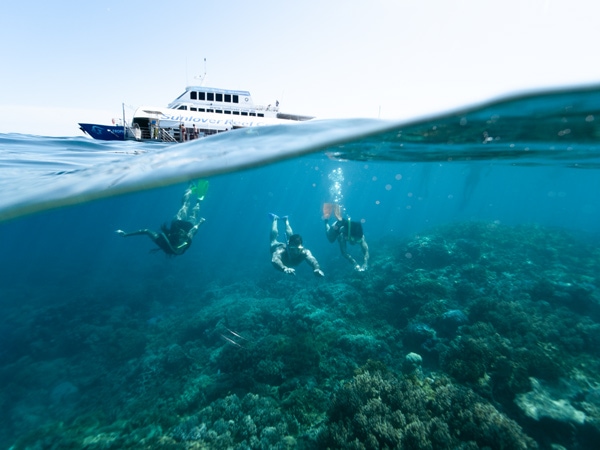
xmin=233 ymin=95 xmax=239 ymax=103
xmin=241 ymin=112 xmax=248 ymax=116
xmin=207 ymin=109 xmax=214 ymax=113
xmin=224 ymin=110 xmax=231 ymax=114
xmin=233 ymin=111 xmax=240 ymax=115
xmin=199 ymin=108 xmax=205 ymax=112
xmin=216 ymin=93 xmax=223 ymax=102
xmin=199 ymin=92 xmax=205 ymax=101
xmin=224 ymin=94 xmax=231 ymax=102
xmin=258 ymin=113 xmax=264 ymax=117
xmin=215 ymin=110 xmax=223 ymax=114
xmin=207 ymin=93 xmax=214 ymax=101
xmin=190 ymin=92 xmax=197 ymax=100
xmin=191 ymin=107 xmax=197 ymax=111
xmin=250 ymin=112 xmax=256 ymax=116
xmin=178 ymin=106 xmax=187 ymax=110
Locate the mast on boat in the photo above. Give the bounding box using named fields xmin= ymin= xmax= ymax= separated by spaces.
xmin=194 ymin=58 xmax=207 ymax=86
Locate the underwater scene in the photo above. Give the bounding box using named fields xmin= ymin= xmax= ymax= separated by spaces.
xmin=1 ymin=85 xmax=600 ymax=449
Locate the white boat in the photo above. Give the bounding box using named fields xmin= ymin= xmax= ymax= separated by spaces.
xmin=80 ymin=86 xmax=313 ymax=142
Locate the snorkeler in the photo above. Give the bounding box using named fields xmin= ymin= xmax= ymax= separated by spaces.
xmin=323 ymin=203 xmax=370 ymax=272
xmin=115 ymin=180 xmax=209 ymax=256
xmin=270 ymin=214 xmax=324 ymax=277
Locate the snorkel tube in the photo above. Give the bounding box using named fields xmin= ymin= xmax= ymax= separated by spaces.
xmin=347 ymin=218 xmax=352 ymax=240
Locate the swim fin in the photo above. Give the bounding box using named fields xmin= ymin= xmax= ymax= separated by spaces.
xmin=323 ymin=202 xmax=342 ymax=220
xmin=191 ymin=179 xmax=209 ymax=200
xmin=322 ymin=203 xmax=333 ymax=220
xmin=333 ymin=203 xmax=342 ymax=221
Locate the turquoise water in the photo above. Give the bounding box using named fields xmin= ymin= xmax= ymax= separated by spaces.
xmin=1 ymin=85 xmax=600 ymax=448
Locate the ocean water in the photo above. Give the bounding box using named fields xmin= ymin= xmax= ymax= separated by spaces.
xmin=1 ymin=85 xmax=600 ymax=449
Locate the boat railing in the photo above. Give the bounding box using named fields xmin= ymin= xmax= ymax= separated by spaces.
xmin=124 ymin=123 xmax=138 ymax=140
xmin=254 ymin=104 xmax=279 ymax=112
xmin=159 ymin=128 xmax=177 ymax=142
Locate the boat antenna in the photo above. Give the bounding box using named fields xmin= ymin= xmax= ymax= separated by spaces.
xmin=194 ymin=58 xmax=207 ymax=86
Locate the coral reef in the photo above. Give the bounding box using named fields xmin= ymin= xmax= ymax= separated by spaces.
xmin=2 ymin=222 xmax=600 ymax=449
xmin=319 ymin=368 xmax=537 ymax=449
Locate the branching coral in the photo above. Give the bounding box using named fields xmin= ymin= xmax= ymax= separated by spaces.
xmin=320 ymin=369 xmax=537 ymax=449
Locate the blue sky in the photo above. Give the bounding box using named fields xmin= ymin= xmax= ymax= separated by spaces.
xmin=1 ymin=0 xmax=599 ymax=137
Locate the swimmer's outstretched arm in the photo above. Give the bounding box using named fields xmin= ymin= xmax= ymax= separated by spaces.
xmin=115 ymin=229 xmax=159 ymax=240
xmin=303 ymin=249 xmax=324 ymax=277
xmin=338 ymin=238 xmax=358 ymax=268
xmin=360 ymin=238 xmax=370 ymax=270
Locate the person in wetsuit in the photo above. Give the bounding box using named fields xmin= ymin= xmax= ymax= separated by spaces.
xmin=324 ymin=215 xmax=369 ymax=272
xmin=269 ymin=214 xmax=324 ymax=277
xmin=116 ymin=182 xmax=206 ymax=256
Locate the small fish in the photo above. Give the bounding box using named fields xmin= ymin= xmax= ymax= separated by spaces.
xmin=220 ymin=334 xmax=244 ymax=348
xmin=225 ymin=327 xmax=249 ymax=341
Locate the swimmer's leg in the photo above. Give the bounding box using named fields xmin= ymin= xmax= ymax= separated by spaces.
xmin=270 ymin=215 xmax=279 ymax=246
xmin=283 ymin=216 xmax=293 ymax=239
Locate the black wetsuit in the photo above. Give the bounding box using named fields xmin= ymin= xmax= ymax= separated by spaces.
xmin=156 ymin=220 xmax=194 ymax=255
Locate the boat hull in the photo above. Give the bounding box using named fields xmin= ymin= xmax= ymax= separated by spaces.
xmin=79 ymin=123 xmax=126 ymax=141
